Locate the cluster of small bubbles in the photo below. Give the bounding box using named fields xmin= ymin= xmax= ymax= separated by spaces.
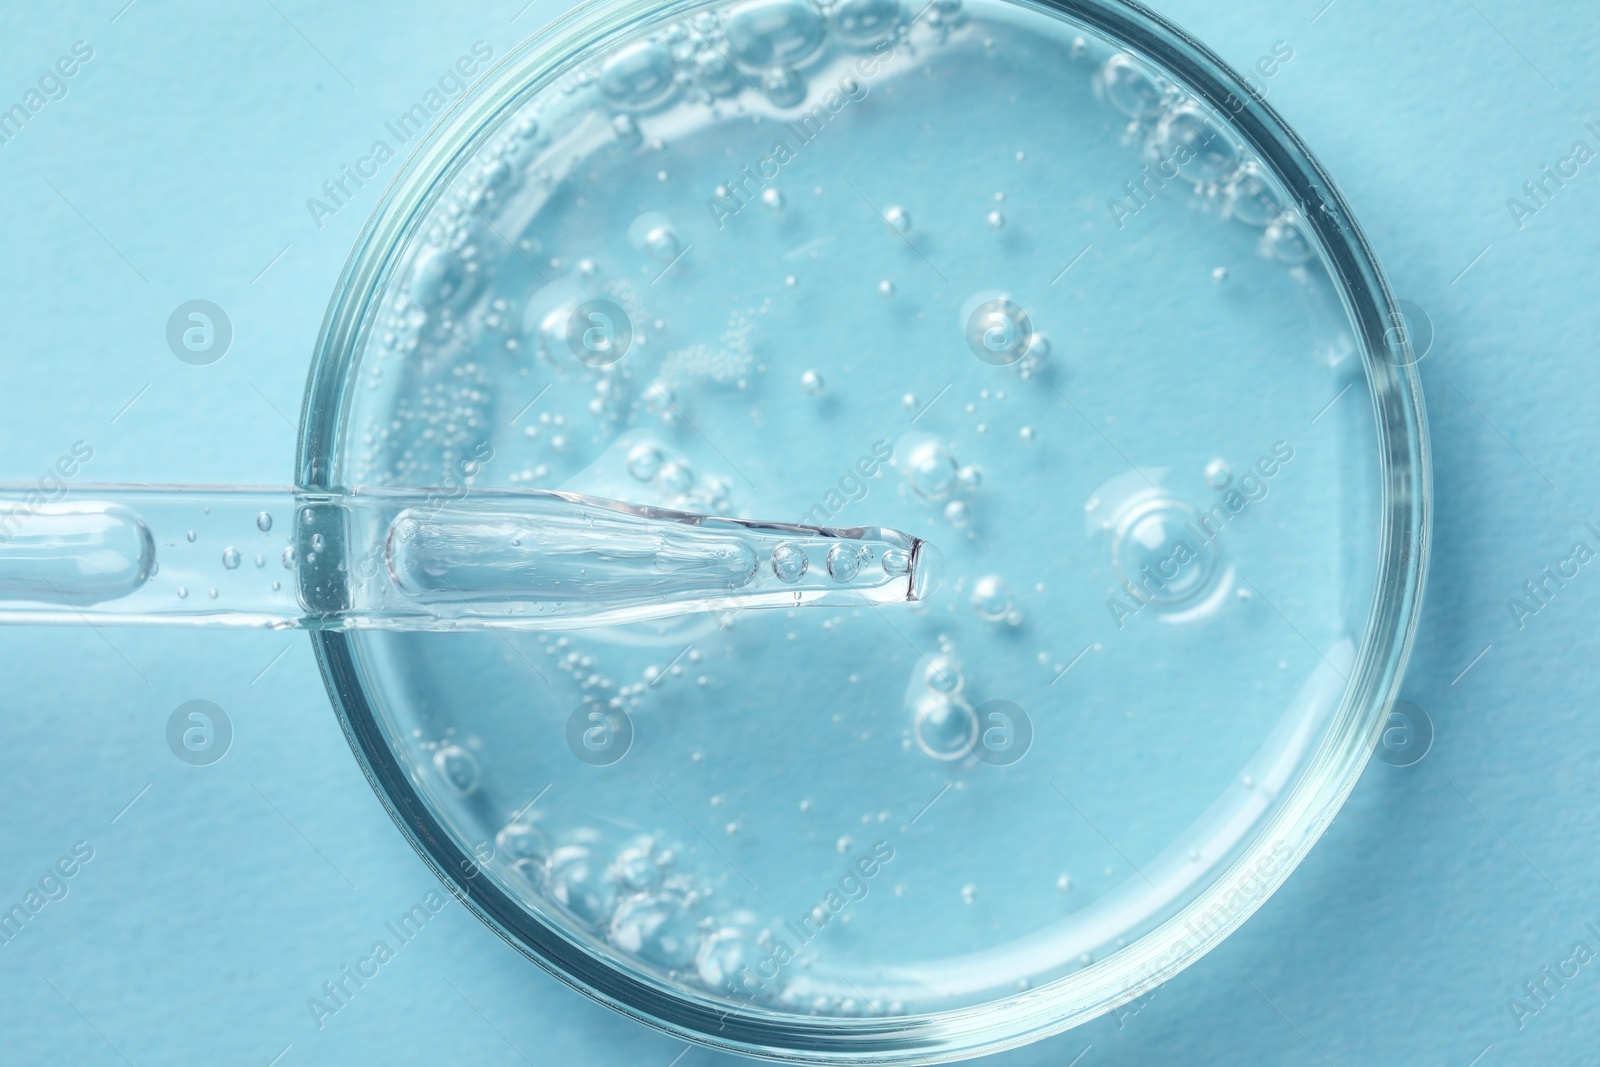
xmin=826 ymin=543 xmax=861 ymax=581
xmin=771 ymin=542 xmax=808 ymax=582
xmin=970 ymin=575 xmax=1013 ymax=621
xmin=433 ymin=744 xmax=482 ymax=796
xmin=221 ymin=547 xmax=241 ymax=570
xmin=256 ymin=512 xmax=273 ymax=532
xmin=1204 ymin=458 xmax=1232 ymax=488
xmin=986 ymin=210 xmax=1006 ymax=230
xmin=613 ymin=843 xmax=663 ymax=892
xmin=884 ymin=205 xmax=911 ymax=235
xmin=696 ymin=926 xmax=764 ymax=996
xmin=801 ymin=369 xmax=826 ymax=396
xmin=610 ymin=888 xmax=702 ymax=970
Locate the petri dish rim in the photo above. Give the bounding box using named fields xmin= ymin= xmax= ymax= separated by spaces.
xmin=295 ymin=0 xmax=1431 ymax=1061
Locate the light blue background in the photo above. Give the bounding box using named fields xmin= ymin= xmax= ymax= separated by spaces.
xmin=1 ymin=1 xmax=1597 ymax=1064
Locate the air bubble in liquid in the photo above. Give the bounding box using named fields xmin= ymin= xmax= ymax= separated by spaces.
xmin=986 ymin=210 xmax=1006 ymax=230
xmin=627 ymin=443 xmax=663 ymax=481
xmin=612 ymin=113 xmax=642 ymax=144
xmin=1204 ymin=459 xmax=1232 ymax=488
xmin=762 ymin=187 xmax=785 ymax=213
xmin=1099 ymin=54 xmax=1163 ymax=118
xmin=221 ymin=547 xmax=241 ymax=569
xmin=906 ymin=441 xmax=959 ymax=500
xmin=944 ymin=500 xmax=969 ymax=527
xmin=696 ymin=49 xmax=739 ymax=94
xmin=433 ymin=744 xmax=482 ymax=796
xmin=659 ymin=460 xmax=694 ymax=494
xmin=831 ymin=0 xmax=903 ymax=45
xmin=722 ymin=0 xmax=826 ymax=68
xmin=956 ymin=465 xmax=982 ymax=491
xmin=599 ymin=41 xmax=678 ymax=110
xmin=772 ymin=542 xmax=808 ymax=582
xmin=826 ymin=542 xmax=860 ymax=581
xmin=884 ymin=205 xmax=911 ymax=235
xmin=913 ymin=693 xmax=978 ymax=760
xmin=644 ymin=225 xmax=682 ymax=263
xmin=882 ymin=547 xmax=909 ymax=576
xmin=409 ymin=245 xmax=471 ymax=310
xmin=801 ymin=369 xmax=825 ymax=396
xmin=496 ymin=821 xmax=551 ymax=864
xmin=547 ymin=845 xmax=620 ymax=930
xmin=971 ymin=575 xmax=1012 ymax=620
xmin=1263 ymin=216 xmax=1315 ymax=265
xmin=613 ymin=845 xmax=664 ymax=892
xmin=1226 ymin=161 xmax=1282 ymax=227
xmin=1154 ymin=105 xmax=1240 ymax=184
xmin=762 ymin=65 xmax=807 ymax=107
xmin=256 ymin=512 xmax=273 ymax=532
xmin=610 ymin=891 xmax=700 ymax=970
xmin=697 ymin=927 xmax=765 ymax=995
xmin=924 ymin=656 xmax=963 ymax=694
xmin=1111 ymin=498 xmax=1220 ymax=605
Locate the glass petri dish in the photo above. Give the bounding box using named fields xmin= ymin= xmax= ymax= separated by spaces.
xmin=298 ymin=0 xmax=1428 ymax=1061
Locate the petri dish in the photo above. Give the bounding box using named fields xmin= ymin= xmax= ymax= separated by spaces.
xmin=296 ymin=0 xmax=1429 ymax=1061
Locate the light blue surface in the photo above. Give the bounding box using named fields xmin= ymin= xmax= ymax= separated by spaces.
xmin=1 ymin=1 xmax=1596 ymax=1064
